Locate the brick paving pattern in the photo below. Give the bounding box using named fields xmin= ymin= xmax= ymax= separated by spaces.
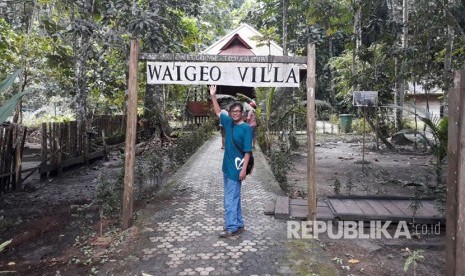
xmin=99 ymin=135 xmax=297 ymax=275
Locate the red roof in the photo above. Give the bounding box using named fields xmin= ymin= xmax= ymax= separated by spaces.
xmin=219 ymin=34 xmax=255 ymax=56
xmin=186 ymin=101 xmax=212 ymax=117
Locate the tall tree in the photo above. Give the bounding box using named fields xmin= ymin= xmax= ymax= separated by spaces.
xmin=282 ymin=0 xmax=288 ymax=55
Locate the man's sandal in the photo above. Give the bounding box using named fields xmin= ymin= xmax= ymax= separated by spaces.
xmin=220 ymin=226 xmax=244 ymax=238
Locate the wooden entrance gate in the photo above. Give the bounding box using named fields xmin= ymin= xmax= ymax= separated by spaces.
xmin=121 ymin=39 xmax=317 ymax=228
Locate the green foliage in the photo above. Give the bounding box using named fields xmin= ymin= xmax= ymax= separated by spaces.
xmin=393 ymin=104 xmax=448 ymax=163
xmin=0 ymin=69 xmax=33 ymax=123
xmin=352 ymin=117 xmax=373 ymax=134
xmin=269 ymin=145 xmax=291 ymax=191
xmin=328 ymin=113 xmax=339 ymax=125
xmin=345 ymin=172 xmax=354 ymax=195
xmin=251 ymin=26 xmax=280 ymax=55
xmin=435 ymin=181 xmax=447 ymax=215
xmin=332 ymin=178 xmax=341 ymax=195
xmin=329 ymin=44 xmax=395 ymax=114
xmin=402 ymin=118 xmax=420 ymax=131
xmin=409 ymin=187 xmax=424 ymax=219
xmin=146 ymin=147 xmax=164 ymax=185
xmin=0 ymin=19 xmax=20 ymax=78
xmin=255 ymin=86 xmax=309 ymax=154
xmin=403 ymin=248 xmax=424 ymax=275
xmin=134 ymin=144 xmax=165 ymax=200
xmin=436 ymin=117 xmax=448 ymax=160
xmin=0 ymin=69 xmax=22 ymax=94
xmin=257 ymin=125 xmax=268 ymax=153
xmin=0 ymin=0 xmax=234 ymax=124
xmin=95 ymin=169 xmax=124 ymax=219
xmin=168 ymin=119 xmax=216 ymax=168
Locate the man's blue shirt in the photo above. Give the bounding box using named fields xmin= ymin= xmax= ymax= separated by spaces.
xmin=220 ymin=113 xmax=253 ymax=181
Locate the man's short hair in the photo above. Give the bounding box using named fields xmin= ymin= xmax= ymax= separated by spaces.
xmin=229 ymin=102 xmax=244 ymax=112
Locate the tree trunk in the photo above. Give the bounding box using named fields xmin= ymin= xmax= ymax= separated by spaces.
xmin=354 ymin=1 xmax=362 ymax=54
xmin=282 ymin=0 xmax=288 ymax=56
xmin=73 ymin=1 xmax=92 ymax=153
xmin=142 ymin=0 xmax=172 ymax=142
xmin=391 ymin=0 xmax=399 ymax=23
xmin=363 ymin=109 xmax=396 ymax=151
xmin=395 ymin=0 xmax=409 ymax=131
xmin=143 ymin=85 xmax=172 ymax=141
xmin=329 ymin=37 xmax=334 ymax=99
xmin=352 ymin=0 xmax=362 ymax=88
xmin=443 ymin=0 xmax=454 ymax=107
xmin=13 ymin=0 xmax=36 ymax=124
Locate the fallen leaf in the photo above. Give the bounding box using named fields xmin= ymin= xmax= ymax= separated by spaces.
xmin=348 ymin=258 xmax=360 ymax=264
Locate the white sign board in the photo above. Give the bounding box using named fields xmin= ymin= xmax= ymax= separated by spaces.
xmin=147 ymin=62 xmax=300 ymax=87
xmin=353 ymin=91 xmax=378 ymax=107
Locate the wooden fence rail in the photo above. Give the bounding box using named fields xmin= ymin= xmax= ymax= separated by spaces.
xmin=39 ymin=116 xmax=125 ymax=179
xmin=0 ymin=123 xmax=27 ymax=194
xmin=90 ymin=115 xmax=126 ymax=139
xmin=0 ymin=115 xmax=125 ymax=194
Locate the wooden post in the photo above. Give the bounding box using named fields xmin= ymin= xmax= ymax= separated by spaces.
xmin=6 ymin=126 xmax=13 ymax=191
xmin=82 ymin=122 xmax=89 ymax=165
xmin=122 ymin=39 xmax=139 ymax=229
xmin=0 ymin=127 xmax=4 ymax=192
xmin=57 ymin=123 xmax=63 ymax=177
xmin=14 ymin=127 xmax=27 ymax=191
xmin=306 ymin=44 xmax=317 ymax=221
xmin=71 ymin=121 xmax=77 ymax=157
xmin=101 ymin=129 xmax=108 ymax=161
xmin=40 ymin=123 xmax=47 ymax=181
xmin=49 ymin=122 xmax=54 ymax=170
xmin=446 ymin=70 xmax=465 ymax=275
xmin=65 ymin=121 xmax=71 ymax=159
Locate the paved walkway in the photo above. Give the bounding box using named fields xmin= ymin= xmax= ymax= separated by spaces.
xmin=99 ymin=134 xmax=337 ymax=276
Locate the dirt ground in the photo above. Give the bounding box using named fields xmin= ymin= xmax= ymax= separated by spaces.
xmin=286 ymin=133 xmax=445 ymax=276
xmin=0 ymin=147 xmax=124 ymax=275
xmin=0 ymin=133 xmax=446 ymax=275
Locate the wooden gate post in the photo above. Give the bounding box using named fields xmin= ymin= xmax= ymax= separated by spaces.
xmin=306 ymin=44 xmax=317 ymax=221
xmin=122 ymin=39 xmax=139 ymax=229
xmin=40 ymin=123 xmax=47 ymax=181
xmin=446 ymin=70 xmax=465 ymax=275
xmin=14 ymin=127 xmax=27 ymax=191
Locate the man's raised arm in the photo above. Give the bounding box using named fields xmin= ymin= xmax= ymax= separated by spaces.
xmin=209 ymin=85 xmax=221 ymax=117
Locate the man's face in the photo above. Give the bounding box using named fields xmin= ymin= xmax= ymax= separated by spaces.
xmin=230 ymin=107 xmax=242 ymax=121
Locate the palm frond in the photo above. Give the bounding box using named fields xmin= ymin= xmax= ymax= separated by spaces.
xmin=0 ymin=69 xmax=22 ymax=94
xmin=0 ymin=239 xmax=12 ymax=252
xmin=235 ymin=93 xmax=253 ymax=103
xmin=215 ymin=94 xmax=237 ymax=100
xmin=387 ymin=103 xmax=435 ymax=120
xmin=0 ymin=69 xmax=31 ymax=123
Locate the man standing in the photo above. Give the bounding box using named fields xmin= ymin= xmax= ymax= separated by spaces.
xmin=209 ymin=85 xmax=252 ymax=238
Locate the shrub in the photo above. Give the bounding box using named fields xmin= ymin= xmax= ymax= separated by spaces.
xmin=95 ymin=168 xmax=124 ymax=218
xmin=352 ymin=117 xmax=373 ymax=134
xmin=168 ymin=119 xmax=216 ymax=168
xmin=257 ymin=125 xmax=269 ymax=155
xmin=436 ymin=117 xmax=448 ymax=160
xmin=332 ymin=178 xmax=341 ymax=195
xmin=270 ymin=145 xmax=291 ymax=191
xmin=329 ymin=113 xmax=339 ymax=125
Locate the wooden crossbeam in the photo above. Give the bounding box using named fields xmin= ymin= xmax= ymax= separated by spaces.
xmin=139 ymin=53 xmax=307 ymax=64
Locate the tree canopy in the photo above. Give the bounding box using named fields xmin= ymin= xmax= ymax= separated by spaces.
xmin=1 ymin=0 xmax=464 ymax=129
